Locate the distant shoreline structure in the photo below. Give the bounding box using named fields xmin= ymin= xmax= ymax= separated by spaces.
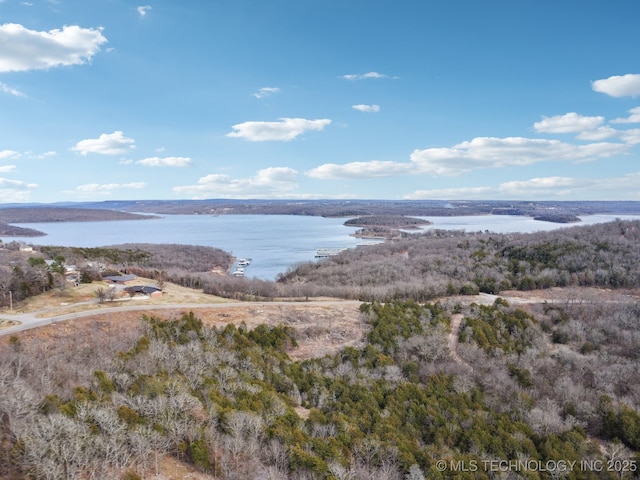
xmin=315 ymin=247 xmax=348 ymax=258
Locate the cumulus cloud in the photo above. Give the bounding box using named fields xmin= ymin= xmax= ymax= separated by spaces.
xmin=0 ymin=165 xmax=16 ymax=172
xmin=611 ymin=106 xmax=640 ymax=124
xmin=592 ymin=74 xmax=640 ymax=97
xmin=0 ymin=81 xmax=25 ymax=97
xmin=405 ymin=173 xmax=640 ymax=200
xmin=575 ymin=126 xmax=618 ymax=141
xmin=173 ymin=167 xmax=298 ymax=198
xmin=227 ymin=118 xmax=331 ymax=142
xmin=308 ymin=135 xmax=630 ymax=181
xmin=71 ymin=131 xmax=136 ymax=155
xmin=0 ymin=177 xmax=38 ymax=202
xmin=69 ymin=182 xmax=146 ymax=194
xmin=533 ymin=112 xmax=604 ymax=133
xmin=619 ymin=129 xmax=640 ymax=145
xmin=340 ymin=71 xmax=396 ymax=80
xmin=352 ymin=104 xmax=380 ymax=113
xmin=32 ymin=151 xmax=57 ymax=159
xmin=0 ymin=150 xmax=20 ymax=160
xmin=0 ymin=23 xmax=107 ymax=72
xmin=306 ymin=160 xmax=410 ymax=179
xmin=253 ymin=87 xmax=280 ymax=99
xmin=409 ymin=136 xmax=628 ymax=176
xmin=136 ymin=156 xmax=192 ymax=167
xmin=137 ymin=5 xmax=151 ymax=17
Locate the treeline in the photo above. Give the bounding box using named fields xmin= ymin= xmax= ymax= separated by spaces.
xmin=0 ymin=207 xmax=154 ymax=224
xmin=0 ymin=243 xmax=233 ymax=307
xmin=343 ymin=215 xmax=431 ymax=228
xmin=1 ymin=299 xmax=639 ymax=478
xmin=0 ymin=223 xmax=45 ymax=237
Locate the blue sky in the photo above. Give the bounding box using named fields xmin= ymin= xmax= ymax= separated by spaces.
xmin=1 ymin=0 xmax=640 ymax=203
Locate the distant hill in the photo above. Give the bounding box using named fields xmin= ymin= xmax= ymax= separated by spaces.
xmin=0 ymin=222 xmax=46 ymax=237
xmin=15 ymin=199 xmax=640 ymax=218
xmin=1 ymin=200 xmax=640 ymax=225
xmin=0 ymin=207 xmax=156 ymax=236
xmin=0 ymin=207 xmax=156 ymax=224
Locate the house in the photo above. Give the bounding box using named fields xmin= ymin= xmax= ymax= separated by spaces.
xmin=103 ymin=274 xmax=137 ymax=284
xmin=123 ymin=285 xmax=163 ymax=298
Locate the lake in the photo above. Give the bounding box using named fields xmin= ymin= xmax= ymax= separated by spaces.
xmin=3 ymin=213 xmax=639 ymax=280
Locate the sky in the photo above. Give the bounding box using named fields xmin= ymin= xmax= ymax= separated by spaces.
xmin=1 ymin=0 xmax=640 ymax=203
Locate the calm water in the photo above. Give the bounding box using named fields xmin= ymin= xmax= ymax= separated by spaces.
xmin=3 ymin=214 xmax=639 ymax=280
xmin=4 ymin=215 xmax=379 ymax=280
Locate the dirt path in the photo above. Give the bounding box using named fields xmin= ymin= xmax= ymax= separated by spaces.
xmin=449 ymin=313 xmax=473 ymax=372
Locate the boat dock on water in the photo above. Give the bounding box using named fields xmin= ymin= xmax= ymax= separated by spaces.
xmin=230 ymin=258 xmax=252 ymax=277
xmin=315 ymin=247 xmax=347 ymax=258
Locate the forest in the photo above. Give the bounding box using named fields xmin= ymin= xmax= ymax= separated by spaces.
xmin=1 ymin=298 xmax=639 ymax=478
xmin=0 ymin=218 xmax=639 ymax=478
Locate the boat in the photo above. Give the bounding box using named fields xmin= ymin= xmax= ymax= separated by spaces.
xmin=238 ymin=258 xmax=252 ymax=267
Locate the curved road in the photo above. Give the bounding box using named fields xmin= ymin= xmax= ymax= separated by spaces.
xmin=0 ymin=299 xmax=363 ymax=338
xmin=2 ymin=289 xmax=634 ymax=339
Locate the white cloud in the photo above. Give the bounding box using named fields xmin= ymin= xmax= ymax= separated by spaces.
xmin=69 ymin=182 xmax=146 ymax=194
xmin=253 ymin=87 xmax=280 ymax=99
xmin=0 ymin=23 xmax=107 ymax=72
xmin=619 ymin=129 xmax=640 ymax=145
xmin=352 ymin=104 xmax=380 ymax=113
xmin=533 ymin=112 xmax=604 ymax=133
xmin=611 ymin=106 xmax=640 ymax=124
xmin=0 ymin=81 xmax=25 ymax=97
xmin=0 ymin=165 xmax=16 ymax=172
xmin=226 ymin=118 xmax=331 ymax=142
xmin=71 ymin=131 xmax=136 ymax=155
xmin=35 ymin=151 xmax=57 ymax=159
xmin=0 ymin=150 xmax=20 ymax=160
xmin=409 ymin=136 xmax=629 ymax=176
xmin=340 ymin=71 xmax=396 ymax=80
xmin=308 ymin=135 xmax=631 ymax=181
xmin=173 ymin=167 xmax=298 ymax=198
xmin=0 ymin=177 xmax=38 ymax=202
xmin=136 ymin=156 xmax=192 ymax=167
xmin=576 ymin=126 xmax=618 ymax=141
xmin=306 ymin=160 xmax=410 ymax=179
xmin=592 ymin=74 xmax=640 ymax=97
xmin=404 ymin=186 xmax=494 ymax=200
xmin=405 ymin=173 xmax=640 ymax=200
xmin=137 ymin=5 xmax=152 ymax=17
xmin=497 ymin=176 xmax=587 ymax=194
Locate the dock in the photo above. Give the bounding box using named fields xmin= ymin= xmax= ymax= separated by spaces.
xmin=315 ymin=247 xmax=347 ymax=258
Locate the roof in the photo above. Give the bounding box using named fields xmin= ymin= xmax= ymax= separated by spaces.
xmin=103 ymin=274 xmax=137 ymax=282
xmin=124 ymin=285 xmax=162 ymax=295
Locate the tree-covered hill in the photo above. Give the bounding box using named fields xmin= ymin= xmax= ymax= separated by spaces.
xmin=1 ymin=299 xmax=639 ymax=479
xmin=0 ymin=207 xmax=155 ymax=224
xmin=274 ymin=219 xmax=640 ymax=301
